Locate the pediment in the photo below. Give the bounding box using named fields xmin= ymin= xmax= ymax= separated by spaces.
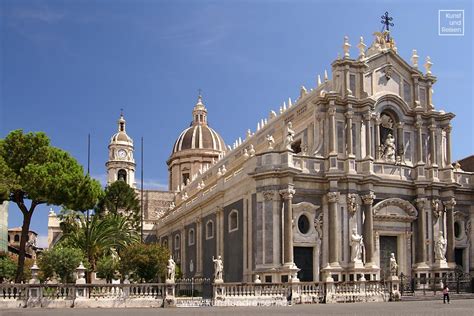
xmin=373 ymin=198 xmax=417 ymax=222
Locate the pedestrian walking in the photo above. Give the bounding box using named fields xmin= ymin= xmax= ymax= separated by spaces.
xmin=442 ymin=285 xmax=450 ymax=304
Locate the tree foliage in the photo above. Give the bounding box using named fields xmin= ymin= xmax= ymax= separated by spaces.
xmin=0 ymin=130 xmax=102 ymax=282
xmin=96 ymin=255 xmax=119 ymax=283
xmin=96 ymin=180 xmax=141 ymax=231
xmin=0 ymin=253 xmax=17 ymax=282
xmin=119 ymin=243 xmax=169 ymax=283
xmin=59 ymin=212 xmax=139 ymax=275
xmin=38 ymin=246 xmax=85 ymax=283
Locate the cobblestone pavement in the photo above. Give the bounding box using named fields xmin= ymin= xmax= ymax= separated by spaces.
xmin=1 ymin=299 xmax=473 ymax=316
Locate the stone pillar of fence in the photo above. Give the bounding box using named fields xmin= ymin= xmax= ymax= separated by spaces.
xmin=325 ymin=279 xmax=336 ymax=304
xmin=164 ymin=280 xmax=176 ymax=307
xmin=359 ymin=276 xmax=366 ymax=301
xmin=75 ymin=262 xmax=88 ymax=299
xmin=27 ymin=261 xmax=42 ymax=308
xmin=388 ymin=275 xmax=401 ymax=301
xmin=122 ymin=276 xmax=130 ymax=299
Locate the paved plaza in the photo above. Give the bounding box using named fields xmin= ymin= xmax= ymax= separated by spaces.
xmin=1 ymin=299 xmax=474 ymax=316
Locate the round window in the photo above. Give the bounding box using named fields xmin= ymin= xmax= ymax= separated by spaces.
xmin=454 ymin=221 xmax=462 ymax=238
xmin=298 ymin=215 xmax=310 ymax=234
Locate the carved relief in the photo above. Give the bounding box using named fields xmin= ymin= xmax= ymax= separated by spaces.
xmin=431 ymin=199 xmax=442 ymax=221
xmin=361 ymin=192 xmax=376 ymax=205
xmin=263 ymin=191 xmax=276 ymax=201
xmin=327 ymin=192 xmax=338 ymax=203
xmin=346 ymin=193 xmax=358 ymax=217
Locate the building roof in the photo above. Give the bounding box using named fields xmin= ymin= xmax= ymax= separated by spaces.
xmin=457 ymin=155 xmax=474 ymax=172
xmin=171 ymin=95 xmax=226 ymax=155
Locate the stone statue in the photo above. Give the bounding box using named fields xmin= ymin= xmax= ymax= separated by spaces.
xmin=212 ymin=255 xmax=223 ymax=281
xmin=350 ymin=228 xmax=364 ymax=263
xmin=285 ymin=122 xmax=295 ymax=150
xmin=266 ymin=135 xmax=275 ymax=150
xmin=254 ymin=274 xmax=261 ymax=284
xmin=389 ymin=253 xmax=398 ymax=276
xmin=382 ymin=133 xmax=396 ymax=162
xmin=166 ymin=256 xmax=176 ymax=282
xmin=435 ymin=233 xmax=447 ymax=261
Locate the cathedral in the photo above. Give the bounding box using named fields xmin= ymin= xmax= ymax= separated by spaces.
xmin=50 ymin=31 xmax=474 ymax=284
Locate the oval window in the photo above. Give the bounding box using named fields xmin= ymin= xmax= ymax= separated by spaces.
xmin=298 ymin=215 xmax=310 ymax=234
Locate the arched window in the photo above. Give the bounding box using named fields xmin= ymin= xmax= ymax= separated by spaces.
xmin=174 ymin=234 xmax=180 ymax=250
xmin=117 ymin=169 xmax=127 ymax=182
xmin=188 ymin=228 xmax=195 ymax=246
xmin=14 ymin=234 xmax=20 ymax=242
xmin=206 ymin=220 xmax=214 ymax=239
xmin=228 ymin=210 xmax=238 ymax=232
xmin=163 ymin=238 xmax=168 ymax=248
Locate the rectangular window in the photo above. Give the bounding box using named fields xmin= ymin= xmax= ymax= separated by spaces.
xmin=349 ymin=74 xmax=356 ymax=95
xmin=419 ymin=87 xmax=426 ymax=106
xmin=422 ymin=133 xmax=428 ymax=162
xmin=404 ymin=131 xmax=412 ymax=162
xmin=337 ymin=121 xmax=344 ymax=154
xmin=403 ymin=80 xmax=411 ymax=104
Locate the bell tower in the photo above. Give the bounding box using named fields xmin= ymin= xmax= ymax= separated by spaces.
xmin=106 ymin=112 xmax=136 ymax=188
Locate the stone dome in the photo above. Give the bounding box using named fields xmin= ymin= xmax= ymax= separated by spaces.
xmin=171 ymin=95 xmax=225 ymax=155
xmin=172 ymin=124 xmax=225 ymax=154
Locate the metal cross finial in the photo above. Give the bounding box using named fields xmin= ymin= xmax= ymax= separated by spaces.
xmin=381 ymin=12 xmax=394 ymax=41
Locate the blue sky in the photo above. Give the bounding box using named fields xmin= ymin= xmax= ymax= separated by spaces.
xmin=1 ymin=0 xmax=472 ymax=247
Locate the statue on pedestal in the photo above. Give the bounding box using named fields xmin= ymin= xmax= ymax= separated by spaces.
xmin=285 ymin=122 xmax=295 ymax=150
xmin=435 ymin=233 xmax=447 ymax=261
xmin=266 ymin=135 xmax=275 ymax=150
xmin=389 ymin=253 xmax=398 ymax=276
xmin=166 ymin=256 xmax=176 ymax=283
xmin=350 ymin=228 xmax=364 ymax=263
xmin=212 ymin=255 xmax=223 ymax=282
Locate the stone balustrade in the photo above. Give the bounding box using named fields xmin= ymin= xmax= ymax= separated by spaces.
xmin=0 ymin=279 xmax=391 ymax=309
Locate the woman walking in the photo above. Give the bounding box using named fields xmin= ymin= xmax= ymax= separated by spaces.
xmin=442 ymin=285 xmax=450 ymax=304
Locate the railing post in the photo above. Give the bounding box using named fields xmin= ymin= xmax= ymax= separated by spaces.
xmin=27 ymin=261 xmax=41 ymax=307
xmin=359 ymin=277 xmax=366 ymax=302
xmin=122 ymin=276 xmax=130 ymax=299
xmin=75 ymin=262 xmax=88 ymax=301
xmin=325 ymin=279 xmax=335 ymax=304
xmin=164 ymin=279 xmax=176 ymax=307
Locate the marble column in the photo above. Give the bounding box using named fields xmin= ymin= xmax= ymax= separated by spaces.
xmin=280 ymin=185 xmax=296 ymax=266
xmin=328 ymin=106 xmax=337 ymax=155
xmin=414 ymin=198 xmax=427 ymax=265
xmin=364 ymin=112 xmax=373 ymax=160
xmin=429 ymin=123 xmax=437 ymax=167
xmin=361 ymin=192 xmax=376 ymax=265
xmin=327 ymin=192 xmax=340 ymax=265
xmin=345 ymin=110 xmax=354 ymax=156
xmin=396 ymin=122 xmax=404 ymax=159
xmin=216 ymin=207 xmax=223 ymax=257
xmin=415 ymin=118 xmax=423 ymax=164
xmin=444 ymin=198 xmax=456 ymax=264
xmin=444 ymin=125 xmax=452 ymax=166
xmin=374 ymin=114 xmax=381 ymax=160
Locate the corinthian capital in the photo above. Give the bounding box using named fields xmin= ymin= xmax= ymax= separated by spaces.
xmin=327 ymin=191 xmax=339 ymax=203
xmin=327 ymin=107 xmax=336 ymax=116
xmin=443 ymin=197 xmax=456 ymax=209
xmin=361 ymin=192 xmax=376 ymax=205
xmin=414 ymin=197 xmax=428 ymax=210
xmin=279 ymin=185 xmax=295 ymax=200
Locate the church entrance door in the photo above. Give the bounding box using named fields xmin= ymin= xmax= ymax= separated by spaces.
xmin=294 ymin=247 xmax=313 ymax=281
xmin=379 ymin=236 xmax=397 ymax=280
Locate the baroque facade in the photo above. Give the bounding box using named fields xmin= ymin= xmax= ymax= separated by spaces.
xmin=49 ymin=31 xmax=474 ymax=284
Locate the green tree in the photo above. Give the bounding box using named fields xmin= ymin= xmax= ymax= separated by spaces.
xmin=59 ymin=213 xmax=139 ymax=280
xmin=0 ymin=130 xmax=102 ymax=282
xmin=0 ymin=252 xmax=17 ymax=282
xmin=96 ymin=180 xmax=141 ymax=231
xmin=119 ymin=243 xmax=169 ymax=283
xmin=38 ymin=246 xmax=85 ymax=283
xmin=96 ymin=255 xmax=119 ymax=283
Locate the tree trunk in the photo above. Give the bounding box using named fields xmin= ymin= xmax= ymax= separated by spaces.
xmin=15 ymin=210 xmax=34 ymax=283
